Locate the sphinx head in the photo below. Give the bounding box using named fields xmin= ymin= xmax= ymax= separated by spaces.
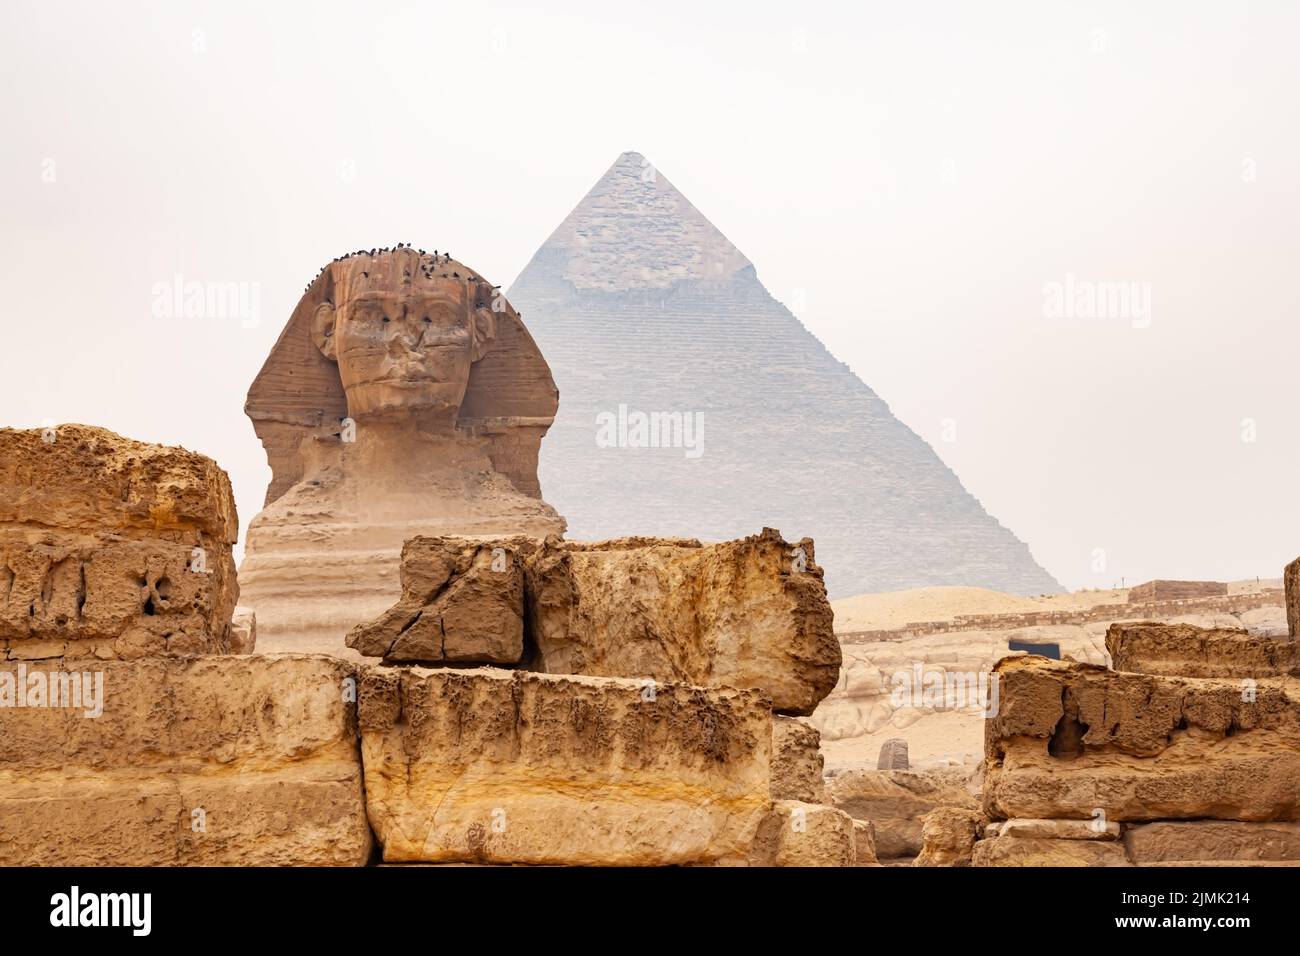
xmin=310 ymin=248 xmax=497 ymax=421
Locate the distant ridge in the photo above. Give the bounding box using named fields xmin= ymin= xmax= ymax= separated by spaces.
xmin=509 ymin=152 xmax=1062 ymax=598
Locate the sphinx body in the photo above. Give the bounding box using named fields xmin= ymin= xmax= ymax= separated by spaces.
xmin=239 ymin=248 xmax=565 ymax=652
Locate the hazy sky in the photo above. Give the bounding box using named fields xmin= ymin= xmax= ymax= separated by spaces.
xmin=2 ymin=0 xmax=1297 ymax=591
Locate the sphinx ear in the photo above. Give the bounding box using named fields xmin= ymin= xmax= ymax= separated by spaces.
xmin=312 ymin=302 xmax=338 ymax=361
xmin=471 ymin=306 xmax=497 ymax=362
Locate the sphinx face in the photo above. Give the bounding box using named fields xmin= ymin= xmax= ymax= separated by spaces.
xmin=327 ymin=281 xmax=488 ymax=420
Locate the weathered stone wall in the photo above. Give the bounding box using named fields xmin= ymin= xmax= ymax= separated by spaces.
xmin=0 ymin=655 xmax=371 ymax=865
xmin=523 ymin=529 xmax=840 ymax=715
xmin=358 ymin=667 xmax=772 ymax=865
xmin=0 ymin=425 xmax=239 ymax=660
xmin=1107 ymin=621 xmax=1299 ymax=678
xmin=972 ymin=622 xmax=1300 ymax=865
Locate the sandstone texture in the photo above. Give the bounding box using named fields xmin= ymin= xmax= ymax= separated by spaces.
xmin=993 ymin=817 xmax=1120 ymax=841
xmin=983 ymin=656 xmax=1300 ymax=822
xmin=525 ymin=528 xmax=839 ymax=715
xmin=1124 ymin=821 xmax=1300 ymax=864
xmin=0 ymin=425 xmax=239 ymax=660
xmin=0 ymin=655 xmax=370 ymax=865
xmin=358 ymin=666 xmax=771 ymax=865
xmin=749 ymin=801 xmax=857 ymax=867
xmin=241 ymin=248 xmax=565 ymax=653
xmin=771 ymin=716 xmax=826 ymax=802
xmin=913 ymin=807 xmax=985 ymax=867
xmin=826 ymin=766 xmax=981 ymax=859
xmin=1106 ymin=621 xmax=1299 ymax=678
xmin=347 ymin=536 xmax=526 ymax=664
xmin=972 ymin=834 xmax=1131 ymax=867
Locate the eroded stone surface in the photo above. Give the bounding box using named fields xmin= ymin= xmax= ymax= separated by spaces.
xmin=749 ymin=801 xmax=857 ymax=867
xmin=972 ymin=835 xmax=1131 ymax=867
xmin=0 ymin=425 xmax=239 ymax=660
xmin=1106 ymin=621 xmax=1298 ymax=678
xmin=0 ymin=655 xmax=370 ymax=865
xmin=1124 ymin=821 xmax=1300 ymax=864
xmin=771 ymin=716 xmax=826 ymax=803
xmin=347 ymin=536 xmax=526 ymax=664
xmin=984 ymin=656 xmax=1300 ymax=822
xmin=913 ymin=807 xmax=985 ymax=867
xmin=995 ymin=818 xmax=1120 ymax=841
xmin=358 ymin=666 xmax=771 ymax=865
xmin=524 ymin=528 xmax=840 ymax=715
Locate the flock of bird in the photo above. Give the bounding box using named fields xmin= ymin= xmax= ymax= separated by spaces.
xmin=300 ymin=243 xmax=468 ymax=294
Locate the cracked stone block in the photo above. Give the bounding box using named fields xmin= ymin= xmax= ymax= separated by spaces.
xmin=358 ymin=666 xmax=771 ymax=865
xmin=0 ymin=425 xmax=239 ymax=660
xmin=748 ymin=801 xmax=857 ymax=867
xmin=972 ymin=835 xmax=1131 ymax=867
xmin=1106 ymin=621 xmax=1298 ymax=678
xmin=1124 ymin=821 xmax=1300 ymax=864
xmin=984 ymin=656 xmax=1300 ymax=822
xmin=913 ymin=807 xmax=986 ymax=866
xmin=346 ymin=536 xmax=525 ymax=664
xmin=524 ymin=528 xmax=840 ymax=715
xmin=771 ymin=716 xmax=826 ymax=802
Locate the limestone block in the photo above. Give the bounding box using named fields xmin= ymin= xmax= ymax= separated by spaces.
xmin=1106 ymin=621 xmax=1298 ymax=678
xmin=359 ymin=666 xmax=771 ymax=865
xmin=347 ymin=536 xmax=526 ymax=664
xmin=524 ymin=528 xmax=840 ymax=715
xmin=1124 ymin=821 xmax=1300 ymax=864
xmin=913 ymin=807 xmax=985 ymax=866
xmin=771 ymin=716 xmax=826 ymax=803
xmin=0 ymin=656 xmax=371 ymax=865
xmin=749 ymin=801 xmax=857 ymax=867
xmin=984 ymin=656 xmax=1300 ymax=822
xmin=0 ymin=425 xmax=239 ymax=660
xmin=972 ymin=835 xmax=1131 ymax=867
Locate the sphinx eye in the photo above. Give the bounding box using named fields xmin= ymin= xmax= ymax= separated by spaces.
xmin=382 ymin=315 xmax=391 ymax=323
xmin=422 ymin=316 xmax=431 ymax=323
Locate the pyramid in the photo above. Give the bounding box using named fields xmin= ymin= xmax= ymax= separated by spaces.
xmin=508 ymin=152 xmax=1062 ymax=599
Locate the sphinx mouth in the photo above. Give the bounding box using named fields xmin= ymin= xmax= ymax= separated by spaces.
xmin=368 ymin=376 xmax=448 ymax=388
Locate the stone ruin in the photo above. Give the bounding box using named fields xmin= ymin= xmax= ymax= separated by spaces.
xmin=5 ymin=245 xmax=1298 ymax=869
xmin=0 ymin=425 xmax=239 ymax=660
xmin=901 ymin=606 xmax=1300 ymax=866
xmin=0 ymin=422 xmax=861 ymax=866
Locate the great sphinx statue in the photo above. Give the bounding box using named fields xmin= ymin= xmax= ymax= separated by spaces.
xmin=239 ymin=247 xmax=566 ymax=651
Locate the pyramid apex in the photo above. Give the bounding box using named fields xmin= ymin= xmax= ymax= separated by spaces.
xmin=521 ymin=152 xmax=751 ymax=293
